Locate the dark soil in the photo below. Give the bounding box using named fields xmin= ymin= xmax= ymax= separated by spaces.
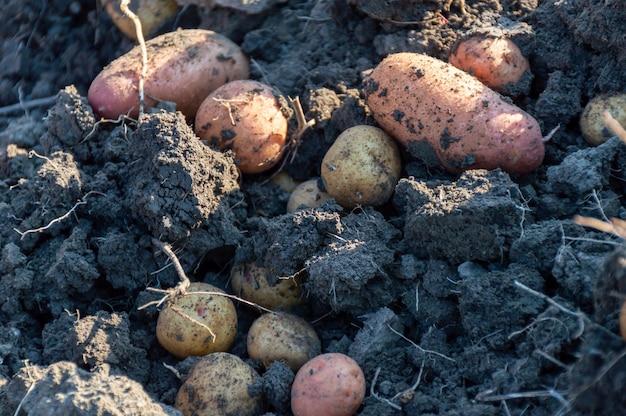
xmin=1 ymin=0 xmax=626 ymax=415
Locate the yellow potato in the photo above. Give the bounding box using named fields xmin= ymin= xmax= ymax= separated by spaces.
xmin=321 ymin=125 xmax=401 ymax=208
xmin=247 ymin=312 xmax=321 ymax=371
xmin=286 ymin=178 xmax=332 ymax=213
xmin=175 ymin=352 xmax=262 ymax=416
xmin=231 ymin=262 xmax=305 ymax=310
xmin=580 ymin=93 xmax=626 ymax=146
xmin=102 ymin=0 xmax=180 ymax=41
xmin=156 ymin=282 xmax=237 ymax=358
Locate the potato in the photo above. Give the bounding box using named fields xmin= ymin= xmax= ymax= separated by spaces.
xmin=448 ymin=35 xmax=530 ymax=92
xmin=195 ymin=79 xmax=289 ymax=174
xmin=102 ymin=0 xmax=180 ymax=41
xmin=156 ymin=282 xmax=237 ymax=358
xmin=286 ymin=178 xmax=331 ymax=213
xmin=247 ymin=312 xmax=321 ymax=371
xmin=291 ymin=353 xmax=366 ymax=416
xmin=88 ymin=29 xmax=249 ymax=121
xmin=580 ymin=93 xmax=626 ymax=146
xmin=231 ymin=262 xmax=305 ymax=310
xmin=270 ymin=171 xmax=300 ymax=193
xmin=320 ymin=125 xmax=401 ymax=208
xmin=175 ymin=352 xmax=262 ymax=416
xmin=364 ymin=52 xmax=544 ymax=174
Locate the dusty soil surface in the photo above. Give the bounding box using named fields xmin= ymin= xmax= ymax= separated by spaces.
xmin=1 ymin=0 xmax=626 ymax=415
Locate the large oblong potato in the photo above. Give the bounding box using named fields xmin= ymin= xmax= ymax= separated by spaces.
xmin=195 ymin=80 xmax=289 ymax=174
xmin=321 ymin=125 xmax=401 ymax=208
xmin=88 ymin=29 xmax=249 ymax=121
xmin=156 ymin=282 xmax=237 ymax=358
xmin=175 ymin=352 xmax=262 ymax=416
xmin=364 ymin=52 xmax=544 ymax=174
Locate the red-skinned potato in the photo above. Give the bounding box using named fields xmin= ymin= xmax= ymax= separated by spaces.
xmin=320 ymin=125 xmax=401 ymax=208
xmin=364 ymin=52 xmax=544 ymax=174
xmin=156 ymin=282 xmax=237 ymax=358
xmin=291 ymin=353 xmax=366 ymax=416
xmin=195 ymin=79 xmax=289 ymax=174
xmin=448 ymin=35 xmax=530 ymax=92
xmin=247 ymin=312 xmax=321 ymax=371
xmin=88 ymin=29 xmax=249 ymax=121
xmin=175 ymin=352 xmax=262 ymax=416
xmin=102 ymin=0 xmax=180 ymax=41
xmin=231 ymin=262 xmax=305 ymax=310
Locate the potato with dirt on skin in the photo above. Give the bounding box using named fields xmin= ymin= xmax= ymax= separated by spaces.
xmin=231 ymin=262 xmax=305 ymax=310
xmin=364 ymin=52 xmax=544 ymax=174
xmin=321 ymin=125 xmax=401 ymax=209
xmin=247 ymin=312 xmax=321 ymax=371
xmin=156 ymin=282 xmax=237 ymax=358
xmin=88 ymin=29 xmax=249 ymax=121
xmin=448 ymin=35 xmax=530 ymax=93
xmin=175 ymin=352 xmax=262 ymax=416
xmin=580 ymin=93 xmax=626 ymax=146
xmin=102 ymin=0 xmax=180 ymax=41
xmin=291 ymin=352 xmax=366 ymax=416
xmin=287 ymin=178 xmax=332 ymax=212
xmin=195 ymin=79 xmax=290 ymax=174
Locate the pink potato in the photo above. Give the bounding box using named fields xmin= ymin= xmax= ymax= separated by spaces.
xmin=195 ymin=79 xmax=289 ymax=174
xmin=291 ymin=353 xmax=365 ymax=416
xmin=363 ymin=52 xmax=544 ymax=174
xmin=448 ymin=35 xmax=530 ymax=92
xmin=88 ymin=29 xmax=249 ymax=121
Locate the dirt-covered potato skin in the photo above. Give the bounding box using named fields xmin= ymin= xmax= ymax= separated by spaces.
xmin=175 ymin=352 xmax=262 ymax=416
xmin=88 ymin=29 xmax=249 ymax=121
xmin=364 ymin=52 xmax=544 ymax=174
xmin=448 ymin=35 xmax=530 ymax=92
xmin=291 ymin=353 xmax=366 ymax=416
xmin=156 ymin=282 xmax=237 ymax=358
xmin=286 ymin=178 xmax=331 ymax=212
xmin=231 ymin=262 xmax=305 ymax=310
xmin=247 ymin=312 xmax=321 ymax=371
xmin=102 ymin=0 xmax=180 ymax=41
xmin=321 ymin=125 xmax=401 ymax=208
xmin=580 ymin=93 xmax=626 ymax=146
xmin=195 ymin=80 xmax=289 ymax=174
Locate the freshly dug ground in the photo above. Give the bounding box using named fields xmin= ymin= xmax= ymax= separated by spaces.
xmin=1 ymin=1 xmax=626 ymax=415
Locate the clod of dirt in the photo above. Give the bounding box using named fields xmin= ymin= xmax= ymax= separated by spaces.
xmin=5 ymin=361 xmax=181 ymax=416
xmin=42 ymin=311 xmax=150 ymax=383
xmin=125 ymin=111 xmax=244 ymax=251
xmin=393 ymin=169 xmax=528 ymax=263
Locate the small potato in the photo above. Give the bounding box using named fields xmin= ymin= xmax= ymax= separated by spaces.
xmin=195 ymin=80 xmax=289 ymax=174
xmin=449 ymin=35 xmax=530 ymax=93
xmin=286 ymin=178 xmax=331 ymax=213
xmin=364 ymin=52 xmax=544 ymax=174
xmin=103 ymin=0 xmax=180 ymax=41
xmin=291 ymin=353 xmax=366 ymax=416
xmin=580 ymin=94 xmax=626 ymax=146
xmin=88 ymin=29 xmax=249 ymax=121
xmin=270 ymin=171 xmax=300 ymax=193
xmin=231 ymin=262 xmax=305 ymax=310
xmin=321 ymin=125 xmax=401 ymax=208
xmin=247 ymin=312 xmax=321 ymax=371
xmin=175 ymin=352 xmax=262 ymax=416
xmin=156 ymin=282 xmax=237 ymax=358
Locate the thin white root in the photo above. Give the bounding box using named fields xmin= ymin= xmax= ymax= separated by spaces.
xmin=119 ymin=0 xmax=147 ymax=120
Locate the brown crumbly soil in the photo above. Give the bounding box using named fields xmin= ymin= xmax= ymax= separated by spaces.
xmin=1 ymin=0 xmax=626 ymax=415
